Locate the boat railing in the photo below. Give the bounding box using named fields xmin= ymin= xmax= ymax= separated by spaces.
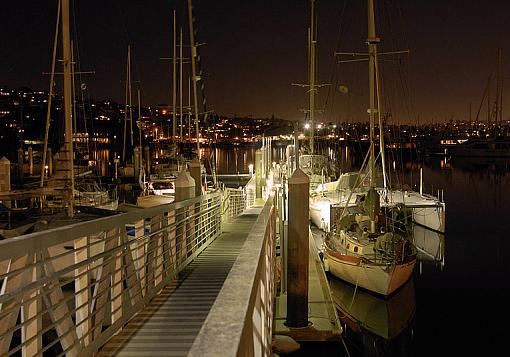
xmin=0 ymin=192 xmax=222 ymax=356
xmin=74 ymin=187 xmax=118 ymax=207
xmin=188 ymin=194 xmax=276 ymax=356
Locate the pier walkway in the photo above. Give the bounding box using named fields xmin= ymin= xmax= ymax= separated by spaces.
xmin=98 ymin=203 xmax=265 ymax=356
xmin=0 ymin=179 xmax=339 ymax=356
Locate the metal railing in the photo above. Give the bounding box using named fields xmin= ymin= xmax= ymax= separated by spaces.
xmin=221 ymin=177 xmax=256 ymax=222
xmin=223 ymin=188 xmax=246 ymax=219
xmin=188 ymin=194 xmax=277 ymax=356
xmin=0 ymin=192 xmax=221 ymax=357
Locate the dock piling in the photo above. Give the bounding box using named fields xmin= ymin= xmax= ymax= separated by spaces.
xmin=286 ymin=168 xmax=310 ymax=327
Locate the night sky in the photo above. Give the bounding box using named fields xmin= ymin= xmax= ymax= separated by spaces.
xmin=1 ymin=0 xmax=510 ymax=124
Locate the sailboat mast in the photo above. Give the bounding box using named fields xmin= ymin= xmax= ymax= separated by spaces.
xmin=497 ymin=47 xmax=503 ymax=128
xmin=62 ymin=0 xmax=74 ymax=217
xmin=188 ymin=77 xmax=192 ymax=140
xmin=367 ymin=0 xmax=378 ymax=188
xmin=179 ymin=27 xmax=184 ymax=140
xmin=172 ymin=9 xmax=177 ymax=139
xmin=187 ymin=0 xmax=201 ymax=158
xmin=375 ymin=47 xmax=387 ymax=189
xmin=309 ymin=0 xmax=316 ymax=154
xmin=138 ymin=89 xmax=142 ymax=151
xmin=128 ymin=47 xmax=134 ymax=150
xmin=122 ymin=45 xmax=134 ymax=162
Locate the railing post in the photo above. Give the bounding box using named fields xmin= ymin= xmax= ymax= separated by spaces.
xmin=189 ymin=158 xmax=201 ymax=254
xmin=286 ymin=168 xmax=309 ymax=327
xmin=74 ymin=236 xmax=90 ymax=345
xmin=255 ymin=149 xmax=262 ymax=199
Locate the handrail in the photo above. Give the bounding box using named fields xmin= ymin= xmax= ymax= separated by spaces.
xmin=188 ymin=194 xmax=276 ymax=356
xmin=0 ymin=192 xmax=222 ymax=356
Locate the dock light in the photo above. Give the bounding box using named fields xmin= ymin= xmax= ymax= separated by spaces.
xmin=249 ymin=164 xmax=254 ymax=177
xmin=304 ymin=123 xmax=311 ymax=129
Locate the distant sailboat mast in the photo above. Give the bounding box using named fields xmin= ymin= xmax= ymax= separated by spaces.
xmin=122 ymin=45 xmax=134 ymax=163
xmin=179 ymin=27 xmax=184 ymax=140
xmin=309 ymin=0 xmax=317 ymax=154
xmin=172 ymin=9 xmax=177 ymax=139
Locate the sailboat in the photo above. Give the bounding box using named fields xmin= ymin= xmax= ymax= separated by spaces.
xmin=309 ymin=5 xmax=445 ymax=235
xmin=323 ymin=0 xmax=416 ymax=296
xmin=294 ymin=0 xmax=333 ymax=189
xmin=38 ymin=0 xmax=118 ymax=213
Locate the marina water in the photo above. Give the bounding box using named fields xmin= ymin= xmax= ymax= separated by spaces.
xmin=210 ymin=146 xmax=509 ymax=357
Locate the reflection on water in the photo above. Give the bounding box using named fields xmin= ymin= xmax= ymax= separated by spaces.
xmin=90 ymin=149 xmax=111 ymax=177
xmin=330 ymin=277 xmax=415 ymax=357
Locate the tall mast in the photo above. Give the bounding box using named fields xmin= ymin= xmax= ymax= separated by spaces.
xmin=367 ymin=0 xmax=379 ymax=188
xmin=138 ymin=89 xmax=142 ymax=153
xmin=309 ymin=0 xmax=316 ymax=154
xmin=62 ymin=0 xmax=74 ymax=217
xmin=497 ymin=47 xmax=503 ymax=128
xmin=172 ymin=9 xmax=177 ymax=139
xmin=188 ymin=77 xmax=192 ymax=140
xmin=179 ymin=27 xmax=184 ymax=139
xmin=187 ymin=0 xmax=201 ymax=158
xmin=128 ymin=47 xmax=134 ymax=152
xmin=137 ymin=88 xmax=143 ymax=178
xmin=123 ymin=45 xmax=133 ymax=162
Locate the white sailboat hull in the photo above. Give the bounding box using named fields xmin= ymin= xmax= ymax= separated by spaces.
xmin=413 ymin=225 xmax=445 ymax=263
xmin=310 ymin=200 xmax=332 ymax=231
xmin=385 ymin=190 xmax=445 ymax=233
xmin=310 ymin=188 xmax=446 ymax=234
xmin=411 ymin=204 xmax=445 ymax=233
xmin=325 ymin=248 xmax=416 ymax=296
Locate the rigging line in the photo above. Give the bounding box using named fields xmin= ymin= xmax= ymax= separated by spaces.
xmin=380 ymin=0 xmax=407 ymax=186
xmin=189 ymin=4 xmax=218 ymax=184
xmin=324 ymin=0 xmax=347 ymax=121
xmin=41 ymin=0 xmax=61 ymax=188
xmin=71 ymin=1 xmax=91 ymax=162
xmin=387 ymin=0 xmax=416 ymax=122
xmin=328 ymin=0 xmax=350 ymax=121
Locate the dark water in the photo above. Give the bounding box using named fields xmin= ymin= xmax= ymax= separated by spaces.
xmin=408 ymin=156 xmax=510 ymax=357
xmin=214 ymin=147 xmax=510 ymax=356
